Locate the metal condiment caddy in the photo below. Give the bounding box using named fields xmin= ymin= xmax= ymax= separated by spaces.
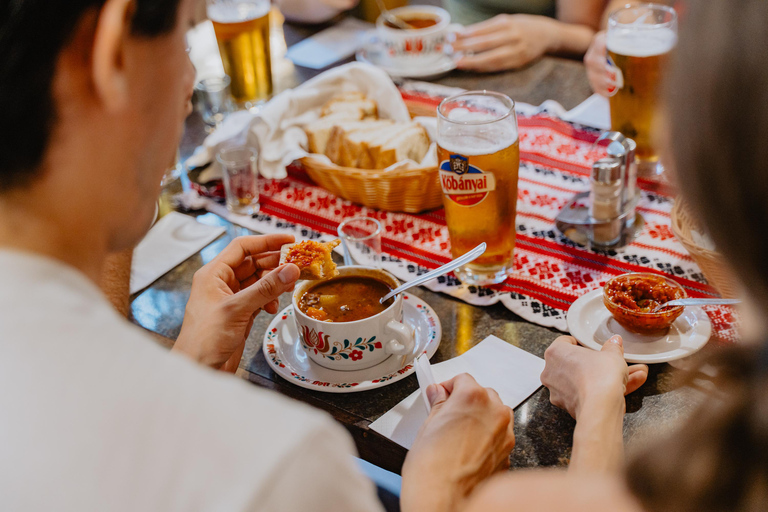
xmin=555 ymin=131 xmax=644 ymax=249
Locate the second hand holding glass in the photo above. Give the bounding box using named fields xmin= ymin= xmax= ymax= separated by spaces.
xmin=606 ymin=4 xmax=677 ymax=177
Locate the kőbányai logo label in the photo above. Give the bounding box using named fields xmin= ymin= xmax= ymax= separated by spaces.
xmin=439 ymin=154 xmax=496 ymax=207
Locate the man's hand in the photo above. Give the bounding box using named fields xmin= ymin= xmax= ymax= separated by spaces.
xmin=401 ymin=374 xmax=515 ymax=512
xmin=173 ymin=234 xmax=300 ymax=373
xmin=454 ymin=14 xmax=557 ymax=72
xmin=541 ymin=335 xmax=648 ymax=420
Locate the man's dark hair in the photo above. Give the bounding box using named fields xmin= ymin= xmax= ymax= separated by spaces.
xmin=0 ymin=0 xmax=182 ymax=191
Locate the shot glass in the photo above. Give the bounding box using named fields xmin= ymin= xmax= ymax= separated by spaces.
xmin=216 ymin=146 xmax=260 ymax=215
xmin=195 ymin=76 xmax=233 ymax=128
xmin=337 ymin=217 xmax=383 ymax=267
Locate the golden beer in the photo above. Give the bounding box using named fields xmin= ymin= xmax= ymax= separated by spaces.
xmin=437 ymin=92 xmax=520 ymax=286
xmin=607 ymin=5 xmax=677 ymax=175
xmin=208 ymin=0 xmax=272 ymax=105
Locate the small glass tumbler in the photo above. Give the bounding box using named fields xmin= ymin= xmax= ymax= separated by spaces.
xmin=195 ymin=76 xmax=233 ymax=128
xmin=216 ymin=146 xmax=260 ymax=215
xmin=337 ymin=217 xmax=383 ymax=267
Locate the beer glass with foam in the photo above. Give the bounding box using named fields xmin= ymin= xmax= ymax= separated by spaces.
xmin=607 ymin=4 xmax=677 ymax=176
xmin=437 ymin=91 xmax=520 ymax=286
xmin=207 ymin=0 xmax=273 ymax=107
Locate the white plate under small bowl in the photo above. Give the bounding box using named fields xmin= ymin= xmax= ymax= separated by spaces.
xmin=263 ymin=294 xmax=442 ymax=392
xmin=356 ymin=38 xmax=457 ymax=80
xmin=567 ymin=289 xmax=712 ymax=364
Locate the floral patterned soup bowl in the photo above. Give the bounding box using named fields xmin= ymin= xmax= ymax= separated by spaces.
xmin=292 ymin=266 xmax=415 ymax=371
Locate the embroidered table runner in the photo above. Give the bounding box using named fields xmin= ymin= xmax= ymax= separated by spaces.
xmin=196 ymin=82 xmax=738 ymax=344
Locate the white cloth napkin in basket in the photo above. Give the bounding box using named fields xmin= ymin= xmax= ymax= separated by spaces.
xmin=186 ymin=62 xmax=438 ymax=181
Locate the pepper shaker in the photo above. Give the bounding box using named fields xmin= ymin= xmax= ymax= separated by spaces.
xmin=590 ymin=159 xmax=623 ymax=246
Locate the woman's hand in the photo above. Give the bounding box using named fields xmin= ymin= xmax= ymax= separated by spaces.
xmin=541 ymin=335 xmax=648 ymax=420
xmin=401 ymin=373 xmax=515 ymax=512
xmin=585 ymin=31 xmax=620 ymax=97
xmin=173 ymin=234 xmax=300 ymax=373
xmin=453 ymin=14 xmax=556 ymax=72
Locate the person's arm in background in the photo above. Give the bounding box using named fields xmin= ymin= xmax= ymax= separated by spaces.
xmin=454 ymin=0 xmax=603 ymax=72
xmin=99 ymin=249 xmax=133 ymax=318
xmin=273 ymin=0 xmax=359 ymax=24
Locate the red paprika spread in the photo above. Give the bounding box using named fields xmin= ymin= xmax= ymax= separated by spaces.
xmin=605 ymin=274 xmax=683 ymax=312
xmin=603 ymin=273 xmax=686 ymax=333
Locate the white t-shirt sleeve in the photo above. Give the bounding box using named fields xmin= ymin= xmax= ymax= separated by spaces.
xmin=256 ymin=419 xmax=386 ymax=512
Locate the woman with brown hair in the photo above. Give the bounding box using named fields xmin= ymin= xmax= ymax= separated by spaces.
xmin=454 ymin=0 xmax=768 ymax=510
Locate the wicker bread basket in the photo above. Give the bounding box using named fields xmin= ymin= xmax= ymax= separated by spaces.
xmin=300 ymin=156 xmax=442 ymax=213
xmin=670 ymin=199 xmax=740 ymax=298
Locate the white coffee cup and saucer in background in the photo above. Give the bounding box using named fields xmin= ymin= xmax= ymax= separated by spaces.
xmin=357 ymin=6 xmax=462 ymax=80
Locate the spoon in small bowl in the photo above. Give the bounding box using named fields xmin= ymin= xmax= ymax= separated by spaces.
xmin=380 ymin=243 xmax=487 ymax=304
xmin=374 ymin=0 xmax=415 ymax=29
xmin=651 ymin=298 xmax=741 ymax=312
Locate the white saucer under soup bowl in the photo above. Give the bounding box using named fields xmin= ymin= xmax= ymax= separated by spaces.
xmin=262 ymin=294 xmax=442 ymax=393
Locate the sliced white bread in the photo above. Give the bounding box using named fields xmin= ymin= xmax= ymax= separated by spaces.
xmin=324 ymin=120 xmax=387 ymax=163
xmin=357 ymin=124 xmax=409 ymax=169
xmin=305 ymin=111 xmax=365 ymax=154
xmin=321 ymin=97 xmax=378 ymax=119
xmin=373 ymin=123 xmax=431 ymax=169
xmin=336 ymin=121 xmax=397 ymax=167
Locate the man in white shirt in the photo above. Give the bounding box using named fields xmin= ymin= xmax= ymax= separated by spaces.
xmin=0 ymin=0 xmax=515 ymax=510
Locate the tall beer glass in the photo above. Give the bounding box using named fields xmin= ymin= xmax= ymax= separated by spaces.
xmin=437 ymin=91 xmax=520 ymax=286
xmin=607 ymin=4 xmax=677 ymax=176
xmin=207 ymin=0 xmax=272 ymax=107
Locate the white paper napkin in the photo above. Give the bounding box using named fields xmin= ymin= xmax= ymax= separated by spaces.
xmin=561 ymin=93 xmax=611 ymax=130
xmin=370 ymin=335 xmax=545 ymax=449
xmin=286 ymin=17 xmax=374 ymax=69
xmin=130 ymin=212 xmax=226 ymax=294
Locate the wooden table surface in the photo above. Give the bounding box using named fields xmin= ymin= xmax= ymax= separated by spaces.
xmin=132 ymin=18 xmax=704 ymax=475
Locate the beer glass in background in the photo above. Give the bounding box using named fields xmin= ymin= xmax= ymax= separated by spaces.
xmin=207 ymin=0 xmax=273 ymax=108
xmin=216 ymin=146 xmax=260 ymax=215
xmin=607 ymin=4 xmax=677 ymax=176
xmin=437 ymin=91 xmax=520 ymax=286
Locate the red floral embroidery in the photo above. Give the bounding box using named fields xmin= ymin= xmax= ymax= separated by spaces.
xmin=646 ymin=223 xmax=676 ymax=241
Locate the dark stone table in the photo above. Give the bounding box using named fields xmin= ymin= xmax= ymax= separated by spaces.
xmin=132 ymin=19 xmax=706 ymax=475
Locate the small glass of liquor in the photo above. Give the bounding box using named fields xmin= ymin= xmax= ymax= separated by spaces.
xmin=216 ymin=146 xmax=260 ymax=215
